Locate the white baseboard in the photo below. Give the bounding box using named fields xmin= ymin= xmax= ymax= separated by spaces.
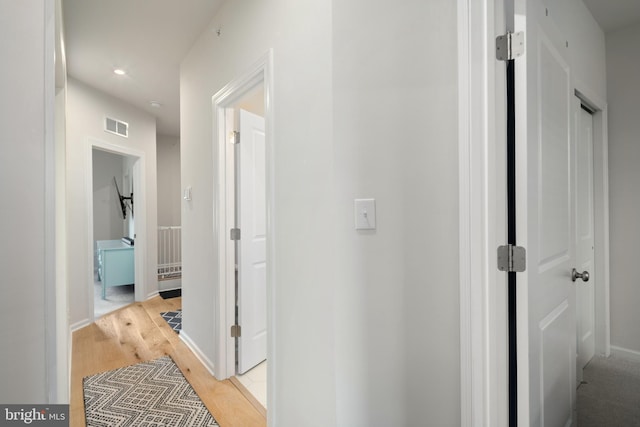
xmin=610 ymin=345 xmax=640 ymax=362
xmin=159 ymin=278 xmax=182 ymax=291
xmin=70 ymin=318 xmax=91 ymax=332
xmin=179 ymin=331 xmax=216 ymax=377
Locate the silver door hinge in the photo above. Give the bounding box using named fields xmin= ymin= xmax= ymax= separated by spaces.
xmin=496 ymin=32 xmax=524 ymax=61
xmin=231 ymin=324 xmax=241 ymax=338
xmin=497 ymin=244 xmax=526 ymax=272
xmin=230 ymin=228 xmax=241 ymax=240
xmin=230 ymin=131 xmax=240 ymax=144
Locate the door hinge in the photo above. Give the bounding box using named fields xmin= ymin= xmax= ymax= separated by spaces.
xmin=497 ymin=244 xmax=527 ymax=272
xmin=496 ymin=32 xmax=524 ymax=61
xmin=231 ymin=324 xmax=241 ymax=338
xmin=230 ymin=131 xmax=240 ymax=144
xmin=230 ymin=228 xmax=241 ymax=240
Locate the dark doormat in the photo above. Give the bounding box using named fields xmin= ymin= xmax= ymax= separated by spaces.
xmin=160 ymin=310 xmax=182 ymax=334
xmin=159 ymin=288 xmax=182 ymax=299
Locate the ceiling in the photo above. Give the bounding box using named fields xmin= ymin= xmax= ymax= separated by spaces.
xmin=582 ymin=0 xmax=640 ymax=33
xmin=62 ymin=0 xmax=224 ymax=137
xmin=62 ymin=0 xmax=640 ymax=139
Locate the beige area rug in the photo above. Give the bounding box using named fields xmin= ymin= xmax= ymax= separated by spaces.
xmin=578 ymin=355 xmax=640 ymax=426
xmin=83 ymin=356 xmax=218 ymax=426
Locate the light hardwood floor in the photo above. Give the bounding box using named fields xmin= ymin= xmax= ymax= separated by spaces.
xmin=70 ymin=296 xmax=267 ymax=427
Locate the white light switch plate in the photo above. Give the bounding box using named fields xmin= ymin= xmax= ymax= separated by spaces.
xmin=354 ymin=198 xmax=376 ymax=230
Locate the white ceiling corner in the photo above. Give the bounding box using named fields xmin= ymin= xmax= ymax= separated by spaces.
xmin=582 ymin=0 xmax=640 ymax=33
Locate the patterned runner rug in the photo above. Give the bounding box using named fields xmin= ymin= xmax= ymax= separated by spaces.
xmin=83 ymin=356 xmax=218 ymax=426
xmin=160 ymin=309 xmax=182 ymax=333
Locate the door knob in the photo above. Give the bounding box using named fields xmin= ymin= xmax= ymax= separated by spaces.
xmin=571 ymin=268 xmax=590 ymax=282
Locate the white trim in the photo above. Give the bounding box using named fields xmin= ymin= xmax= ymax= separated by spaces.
xmin=595 ymin=106 xmax=611 ymax=357
xmin=70 ymin=319 xmax=91 ymax=332
xmin=573 ymin=87 xmax=611 ymax=358
xmin=54 ymin=0 xmax=71 ymax=403
xmin=85 ymin=138 xmax=147 ymax=322
xmin=44 ymin=0 xmax=59 ymax=402
xmin=158 ymin=278 xmax=182 ymax=291
xmin=458 ymin=0 xmax=474 ymax=424
xmin=211 ymin=50 xmax=276 ymax=426
xmin=610 ymin=345 xmax=640 ymax=362
xmin=180 ymin=331 xmax=216 ymax=376
xmin=458 ymin=0 xmax=508 ymax=425
xmin=513 ymin=7 xmax=532 ymax=426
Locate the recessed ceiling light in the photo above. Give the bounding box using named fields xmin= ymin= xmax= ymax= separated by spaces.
xmin=113 ymin=68 xmax=126 ymax=76
xmin=149 ymin=101 xmax=162 ymax=108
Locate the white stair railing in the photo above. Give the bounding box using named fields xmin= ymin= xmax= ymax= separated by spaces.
xmin=158 ymin=226 xmax=181 ymax=280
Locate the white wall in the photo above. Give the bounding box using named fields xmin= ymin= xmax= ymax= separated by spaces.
xmin=606 ymin=23 xmax=640 ymax=355
xmin=0 ymin=0 xmax=54 ymax=403
xmin=181 ymin=0 xmax=460 ymax=425
xmin=332 ymin=1 xmax=459 ymax=425
xmin=92 ymin=150 xmax=125 ymax=243
xmin=181 ymin=1 xmax=335 ymax=425
xmin=156 ymin=135 xmax=181 ymax=226
xmin=66 ymin=77 xmax=158 ymax=327
xmin=552 ymin=0 xmax=607 ymax=100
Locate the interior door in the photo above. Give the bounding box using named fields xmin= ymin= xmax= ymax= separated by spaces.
xmin=575 ymin=102 xmax=596 ymax=383
xmin=237 ymin=109 xmax=267 ymax=374
xmin=516 ymin=2 xmax=577 ymax=425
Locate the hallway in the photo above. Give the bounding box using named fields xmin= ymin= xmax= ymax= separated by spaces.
xmin=70 ymin=297 xmax=265 ymax=427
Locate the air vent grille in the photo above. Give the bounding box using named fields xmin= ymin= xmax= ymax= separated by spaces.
xmin=105 ymin=117 xmax=129 ymax=138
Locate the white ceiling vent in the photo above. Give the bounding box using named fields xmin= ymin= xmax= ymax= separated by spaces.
xmin=105 ymin=117 xmax=129 ymax=138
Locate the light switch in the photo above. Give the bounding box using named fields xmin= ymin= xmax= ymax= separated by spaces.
xmin=354 ymin=198 xmax=376 ymax=230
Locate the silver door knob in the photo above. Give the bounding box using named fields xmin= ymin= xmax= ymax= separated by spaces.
xmin=571 ymin=268 xmax=590 ymax=282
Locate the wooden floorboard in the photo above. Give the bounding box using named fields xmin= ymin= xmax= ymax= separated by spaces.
xmin=70 ymin=296 xmax=266 ymax=427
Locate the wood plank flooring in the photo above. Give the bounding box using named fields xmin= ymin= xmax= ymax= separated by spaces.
xmin=70 ymin=296 xmax=266 ymax=427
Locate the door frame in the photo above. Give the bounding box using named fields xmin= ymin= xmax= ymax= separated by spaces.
xmin=211 ymin=50 xmax=275 ymax=419
xmin=573 ymin=86 xmax=610 ymax=358
xmin=459 ymin=1 xmax=610 ymax=424
xmin=86 ymin=138 xmax=147 ymax=321
xmin=458 ymin=0 xmax=509 ymax=425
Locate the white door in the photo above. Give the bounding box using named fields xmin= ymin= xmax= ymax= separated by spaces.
xmin=237 ymin=109 xmax=267 ymax=374
xmin=575 ymin=102 xmax=595 ymax=383
xmin=516 ymin=3 xmax=577 ymax=425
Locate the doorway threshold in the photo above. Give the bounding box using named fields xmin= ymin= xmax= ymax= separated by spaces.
xmin=230 ymin=361 xmax=267 ymax=418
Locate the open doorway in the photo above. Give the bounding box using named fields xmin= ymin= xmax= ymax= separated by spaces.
xmin=87 ymin=139 xmax=147 ymax=322
xmin=212 ymin=52 xmax=274 ymax=417
xmin=231 ymin=88 xmax=267 ymax=411
xmin=91 ymin=148 xmax=135 ymax=318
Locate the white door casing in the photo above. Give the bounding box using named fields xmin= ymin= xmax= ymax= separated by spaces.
xmin=211 ymin=51 xmax=274 ymax=392
xmin=458 ymin=0 xmax=510 ymax=425
xmin=575 ymin=102 xmax=596 ymax=383
xmin=237 ymin=109 xmax=268 ymax=374
xmin=515 ymin=3 xmax=576 ymax=426
xmin=85 ymin=139 xmax=147 ymax=325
